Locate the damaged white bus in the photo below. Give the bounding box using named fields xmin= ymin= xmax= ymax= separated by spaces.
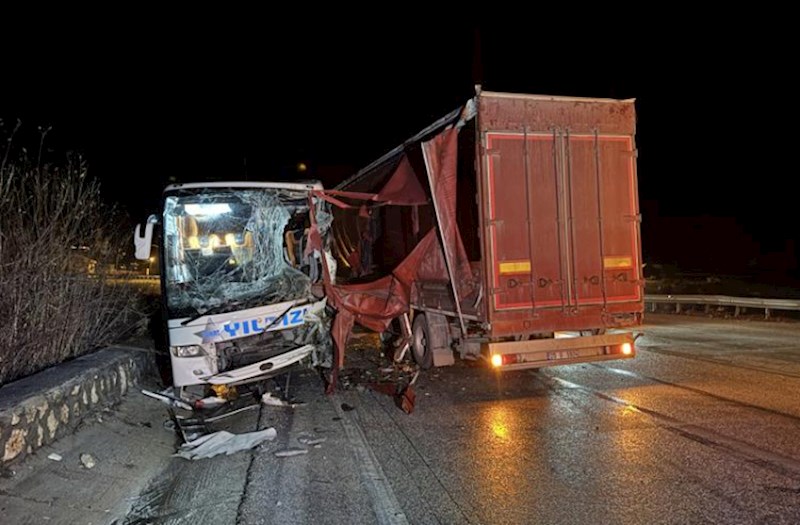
xmin=133 ymin=181 xmax=336 ymax=429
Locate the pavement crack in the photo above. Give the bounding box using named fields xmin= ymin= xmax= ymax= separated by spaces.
xmin=234 ymin=396 xmax=265 ymax=525
xmin=0 ymin=488 xmax=57 ymax=506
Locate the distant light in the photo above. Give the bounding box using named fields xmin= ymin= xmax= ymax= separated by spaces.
xmin=297 ymin=162 xmax=308 ymax=173
xmin=149 ymin=256 xmax=155 ymax=263
xmin=621 ymin=342 xmax=633 ymax=355
xmin=491 ymin=354 xmax=503 ymax=367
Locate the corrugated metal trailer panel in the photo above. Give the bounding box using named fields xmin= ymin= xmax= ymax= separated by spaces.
xmin=477 ymin=91 xmax=642 ymax=337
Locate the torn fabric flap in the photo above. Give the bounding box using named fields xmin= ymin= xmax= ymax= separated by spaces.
xmin=174 ymin=428 xmax=277 ymax=460
xmin=308 ymin=100 xmax=477 ymax=391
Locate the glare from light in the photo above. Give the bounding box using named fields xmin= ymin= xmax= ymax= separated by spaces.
xmin=623 ymin=404 xmax=640 ymax=415
xmin=491 ymin=354 xmax=503 ymax=367
xmin=184 ymin=203 xmax=232 ymax=217
xmin=492 ymin=421 xmax=509 ymax=439
xmin=488 ymin=406 xmax=511 ymax=441
xmin=621 ymin=342 xmax=633 ymax=355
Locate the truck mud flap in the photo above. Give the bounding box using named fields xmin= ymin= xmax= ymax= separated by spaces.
xmin=426 ymin=312 xmax=455 ymax=367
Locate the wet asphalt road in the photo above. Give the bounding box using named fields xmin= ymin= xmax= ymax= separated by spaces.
xmin=125 ymin=314 xmax=800 ymax=525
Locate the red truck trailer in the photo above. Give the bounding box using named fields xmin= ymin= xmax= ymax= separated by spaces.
xmin=325 ymin=87 xmax=643 ymax=372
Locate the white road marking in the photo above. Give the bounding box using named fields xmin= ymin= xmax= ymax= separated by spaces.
xmin=331 ymin=394 xmax=410 ymax=525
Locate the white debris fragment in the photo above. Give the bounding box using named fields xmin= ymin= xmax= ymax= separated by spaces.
xmin=261 ymin=393 xmax=305 ymax=407
xmin=261 ymin=393 xmax=290 ymax=406
xmin=274 ymin=448 xmax=308 ymax=458
xmin=298 ymin=436 xmax=327 ymax=446
xmin=80 ymin=453 xmax=96 ymax=469
xmin=174 ymin=429 xmax=277 ymax=460
xmin=47 ymin=453 xmax=63 ymax=462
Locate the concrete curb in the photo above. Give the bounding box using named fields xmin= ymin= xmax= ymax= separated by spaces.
xmin=0 ymin=345 xmax=157 ymax=466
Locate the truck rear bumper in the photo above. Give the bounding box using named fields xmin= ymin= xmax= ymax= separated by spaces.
xmin=484 ymin=332 xmax=635 ymax=371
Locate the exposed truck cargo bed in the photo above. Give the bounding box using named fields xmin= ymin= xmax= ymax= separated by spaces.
xmin=329 ymin=88 xmax=643 ymax=372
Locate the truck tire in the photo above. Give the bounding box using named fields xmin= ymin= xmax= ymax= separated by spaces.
xmin=411 ymin=314 xmax=434 ymax=369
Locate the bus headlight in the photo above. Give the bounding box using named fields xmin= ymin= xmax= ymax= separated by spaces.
xmin=173 ymin=345 xmax=205 ymax=357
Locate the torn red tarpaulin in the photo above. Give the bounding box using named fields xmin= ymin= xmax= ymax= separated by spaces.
xmin=307 ymin=127 xmax=475 ymax=393
xmin=319 ymin=232 xmax=434 ymax=377
xmin=372 ymin=155 xmax=427 ymax=205
xmin=421 ymin=127 xmax=475 ymax=301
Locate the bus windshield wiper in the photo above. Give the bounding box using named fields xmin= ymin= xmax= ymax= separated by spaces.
xmin=180 ymin=301 xmax=242 ymax=326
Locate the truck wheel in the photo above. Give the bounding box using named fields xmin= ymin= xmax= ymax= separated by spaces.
xmin=411 ymin=314 xmax=434 ymax=369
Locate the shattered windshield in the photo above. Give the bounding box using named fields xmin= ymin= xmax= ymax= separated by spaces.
xmin=162 ymin=187 xmax=323 ymax=319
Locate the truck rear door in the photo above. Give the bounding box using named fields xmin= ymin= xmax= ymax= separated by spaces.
xmin=484 ymin=128 xmax=641 ymax=314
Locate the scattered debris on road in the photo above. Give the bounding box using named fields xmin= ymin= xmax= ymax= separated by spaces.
xmin=338 ymin=331 xmax=423 ymax=414
xmin=80 ymin=453 xmax=96 ymax=469
xmin=298 ymin=435 xmax=327 ymax=446
xmin=274 ymin=448 xmax=308 ymax=458
xmin=261 ymin=392 xmax=305 ymax=408
xmin=47 ymin=453 xmax=62 ymax=462
xmin=174 ymin=428 xmax=277 ymax=460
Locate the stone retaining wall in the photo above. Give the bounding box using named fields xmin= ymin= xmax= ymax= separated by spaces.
xmin=0 ymin=346 xmax=156 ymax=466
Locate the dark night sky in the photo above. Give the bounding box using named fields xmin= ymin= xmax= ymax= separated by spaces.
xmin=2 ymin=15 xmax=797 ymax=281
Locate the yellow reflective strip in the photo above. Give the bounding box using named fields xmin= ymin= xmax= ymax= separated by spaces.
xmin=604 ymin=256 xmax=632 ymax=269
xmin=499 ymin=260 xmax=531 ymax=274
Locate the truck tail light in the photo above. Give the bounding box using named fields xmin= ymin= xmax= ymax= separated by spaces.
xmin=491 ymin=354 xmax=520 ymax=367
xmin=621 ymin=342 xmax=633 ymax=355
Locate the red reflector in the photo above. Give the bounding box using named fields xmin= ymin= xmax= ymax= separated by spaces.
xmin=502 ymin=354 xmax=519 ymax=365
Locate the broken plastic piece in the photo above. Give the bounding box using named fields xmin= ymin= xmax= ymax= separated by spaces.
xmin=274 ymin=448 xmax=308 ymax=457
xmin=141 ymin=389 xmax=193 ymax=411
xmin=366 ymin=370 xmax=419 ymax=414
xmin=47 ymin=453 xmax=62 ymax=462
xmin=80 ymin=453 xmax=96 ymax=469
xmin=297 ymin=436 xmax=327 ymax=446
xmin=261 ymin=392 xmax=291 ymax=407
xmin=261 ymin=392 xmax=305 ymax=408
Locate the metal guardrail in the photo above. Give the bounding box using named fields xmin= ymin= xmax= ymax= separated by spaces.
xmin=645 ymin=294 xmax=800 ymax=319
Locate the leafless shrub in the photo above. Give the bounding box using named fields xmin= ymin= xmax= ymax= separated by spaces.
xmin=0 ymin=121 xmax=152 ymax=385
